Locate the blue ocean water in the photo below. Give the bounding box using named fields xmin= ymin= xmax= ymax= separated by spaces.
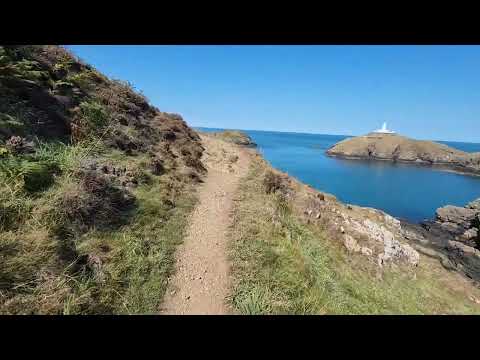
xmin=197 ymin=127 xmax=480 ymax=223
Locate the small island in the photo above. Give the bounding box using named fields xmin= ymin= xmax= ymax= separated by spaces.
xmin=326 ymin=123 xmax=480 ymax=175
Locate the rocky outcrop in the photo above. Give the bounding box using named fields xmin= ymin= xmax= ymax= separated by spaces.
xmin=398 ymin=198 xmax=480 ymax=283
xmin=326 ymin=133 xmax=480 ymax=175
xmin=467 ymin=199 xmax=480 ymax=211
xmin=292 ymin=170 xmax=480 ymax=283
xmin=419 ymin=201 xmax=480 ymax=250
xmin=297 ymin=185 xmax=420 ymax=268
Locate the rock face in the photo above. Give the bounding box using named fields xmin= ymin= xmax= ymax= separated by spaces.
xmin=326 ymin=133 xmax=480 ymax=174
xmin=467 ymin=199 xmax=480 ymax=211
xmin=399 ymin=198 xmax=480 ymax=283
xmin=297 ymin=185 xmax=420 ymax=268
xmin=428 ymin=201 xmax=480 ymax=249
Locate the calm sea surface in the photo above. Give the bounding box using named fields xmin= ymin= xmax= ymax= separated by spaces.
xmin=197 ymin=128 xmax=480 ymax=223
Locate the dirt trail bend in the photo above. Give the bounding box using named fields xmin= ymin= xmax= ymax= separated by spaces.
xmin=160 ymin=134 xmax=251 ymax=314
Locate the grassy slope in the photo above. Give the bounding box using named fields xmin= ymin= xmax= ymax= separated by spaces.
xmin=212 ymin=130 xmax=256 ymax=146
xmin=0 ymin=46 xmax=203 ymax=314
xmin=228 ymin=155 xmax=480 ymax=314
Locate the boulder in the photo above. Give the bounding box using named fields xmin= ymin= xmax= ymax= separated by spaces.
xmin=462 ymin=228 xmax=478 ymax=241
xmin=447 ymin=241 xmax=480 ymax=259
xmin=412 ymin=198 xmax=480 ymax=282
xmin=436 ymin=206 xmax=477 ymax=228
xmin=467 ymin=198 xmax=480 ymax=211
xmin=344 ymin=234 xmax=361 ymax=253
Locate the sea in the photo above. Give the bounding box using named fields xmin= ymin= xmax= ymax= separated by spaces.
xmin=197 ymin=127 xmax=480 ymax=223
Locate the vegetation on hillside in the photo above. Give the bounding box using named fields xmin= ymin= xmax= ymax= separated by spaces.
xmin=0 ymin=45 xmax=204 ymax=314
xmin=228 ymin=155 xmax=480 ymax=314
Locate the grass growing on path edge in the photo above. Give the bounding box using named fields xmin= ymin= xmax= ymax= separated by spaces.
xmin=0 ymin=143 xmax=198 ymax=314
xmin=227 ymin=156 xmax=480 ymax=315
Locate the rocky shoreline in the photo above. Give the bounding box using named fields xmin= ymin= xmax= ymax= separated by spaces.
xmin=327 ymin=152 xmax=480 ymax=177
xmin=277 ymin=163 xmax=480 ymax=284
xmin=399 ymin=199 xmax=480 ymax=283
xmin=298 ymin=179 xmax=480 ymax=283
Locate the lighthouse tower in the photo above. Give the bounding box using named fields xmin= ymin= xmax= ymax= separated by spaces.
xmin=373 ymin=122 xmax=396 ymax=134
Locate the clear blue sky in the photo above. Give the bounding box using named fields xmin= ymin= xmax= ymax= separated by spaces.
xmin=68 ymin=45 xmax=479 ymax=143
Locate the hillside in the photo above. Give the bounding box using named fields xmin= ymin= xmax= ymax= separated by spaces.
xmin=2 ymin=46 xmax=479 ymax=315
xmin=0 ymin=45 xmax=205 ymax=314
xmin=326 ymin=133 xmax=480 ymax=174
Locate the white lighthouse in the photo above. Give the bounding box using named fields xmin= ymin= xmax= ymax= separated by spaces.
xmin=373 ymin=122 xmax=396 ymax=134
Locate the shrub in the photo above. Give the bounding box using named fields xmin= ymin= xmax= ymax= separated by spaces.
xmin=79 ymin=101 xmax=109 ymax=129
xmin=72 ymin=101 xmax=110 ymax=142
xmin=263 ymin=170 xmax=286 ymax=194
xmin=54 ymin=170 xmax=136 ymax=234
xmin=0 ymin=114 xmax=26 ymax=139
xmin=0 ymin=156 xmax=59 ymax=194
xmin=33 ymin=140 xmax=92 ymax=174
xmin=0 ymin=188 xmax=32 ymax=231
xmin=22 ymin=161 xmax=58 ymax=193
xmin=66 ymin=70 xmax=103 ymax=91
xmin=52 ymin=55 xmax=75 ymax=76
xmin=0 ymin=47 xmax=48 ymax=83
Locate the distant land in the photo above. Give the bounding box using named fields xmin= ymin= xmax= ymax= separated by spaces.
xmin=326 ymin=132 xmax=480 ymax=175
xmin=195 ymin=127 xmax=480 ymax=153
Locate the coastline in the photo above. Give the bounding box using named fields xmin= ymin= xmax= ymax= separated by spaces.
xmin=326 ymin=152 xmax=480 ymax=178
xmin=205 ymin=131 xmax=480 ymax=313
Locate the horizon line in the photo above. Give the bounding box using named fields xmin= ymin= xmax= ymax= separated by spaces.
xmin=192 ymin=125 xmax=480 ymax=145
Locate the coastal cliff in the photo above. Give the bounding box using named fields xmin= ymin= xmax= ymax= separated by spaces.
xmin=326 ymin=133 xmax=480 ymax=174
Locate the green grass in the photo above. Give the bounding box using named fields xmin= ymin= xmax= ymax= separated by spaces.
xmin=0 ymin=137 xmax=197 ymax=314
xmin=228 ymin=157 xmax=480 ymax=314
xmin=0 ymin=45 xmax=203 ymax=314
xmin=62 ymin=178 xmax=197 ymax=314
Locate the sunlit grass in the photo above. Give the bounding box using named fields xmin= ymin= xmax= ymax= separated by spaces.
xmin=228 ymin=157 xmax=480 ymax=315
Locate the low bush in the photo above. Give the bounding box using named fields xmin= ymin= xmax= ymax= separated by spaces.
xmin=71 ymin=101 xmax=110 ymax=143
xmin=263 ymin=170 xmax=286 ymax=194
xmin=66 ymin=70 xmax=104 ymax=91
xmin=0 ymin=114 xmax=26 ymax=139
xmin=22 ymin=161 xmax=58 ymax=193
xmin=1 ymin=47 xmax=50 ymax=84
xmin=79 ymin=101 xmax=109 ymax=129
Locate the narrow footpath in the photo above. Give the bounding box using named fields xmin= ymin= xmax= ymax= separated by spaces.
xmin=160 ymin=134 xmax=251 ymax=314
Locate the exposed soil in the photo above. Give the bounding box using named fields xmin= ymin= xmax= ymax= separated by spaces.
xmin=160 ymin=134 xmax=251 ymax=314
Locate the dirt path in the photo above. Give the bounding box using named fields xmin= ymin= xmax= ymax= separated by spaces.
xmin=160 ymin=134 xmax=251 ymax=314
